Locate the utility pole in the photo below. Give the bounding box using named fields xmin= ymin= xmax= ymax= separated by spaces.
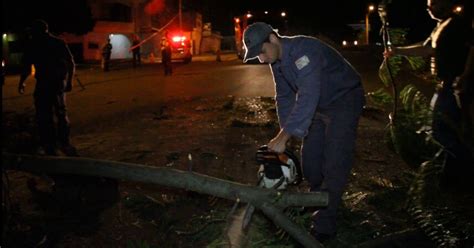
xmin=365 ymin=5 xmax=375 ymax=45
xmin=179 ymin=0 xmax=182 ymax=29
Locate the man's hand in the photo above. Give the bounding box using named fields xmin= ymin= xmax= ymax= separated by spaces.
xmin=18 ymin=83 xmax=25 ymax=94
xmin=383 ymin=47 xmax=396 ymax=59
xmin=268 ymin=129 xmax=291 ymax=153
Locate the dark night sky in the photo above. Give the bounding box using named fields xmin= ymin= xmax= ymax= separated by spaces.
xmin=3 ymin=0 xmax=471 ymax=42
xmin=2 ymin=0 xmax=95 ymax=35
xmin=198 ymin=0 xmax=440 ymax=41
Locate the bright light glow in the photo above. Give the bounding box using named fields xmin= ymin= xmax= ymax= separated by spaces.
xmin=368 ymin=5 xmax=375 ymax=12
xmin=2 ymin=33 xmax=7 ymax=39
xmin=264 ymin=11 xmax=268 ymax=14
xmin=2 ymin=60 xmax=5 ymax=67
xmin=354 ymin=40 xmax=358 ymax=46
xmin=454 ymin=6 xmax=462 ymax=13
xmin=109 ymin=34 xmax=114 ymax=38
xmin=342 ymin=40 xmax=347 ymax=46
xmin=109 ymin=34 xmax=132 ymax=59
xmin=172 ymin=36 xmax=185 ymax=42
xmin=235 ymin=18 xmax=240 ymax=23
xmin=246 ymin=13 xmax=252 ymax=18
xmin=281 ymin=12 xmax=286 ymax=17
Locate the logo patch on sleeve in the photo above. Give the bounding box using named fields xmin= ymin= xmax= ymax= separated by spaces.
xmin=295 ymin=55 xmax=310 ymax=70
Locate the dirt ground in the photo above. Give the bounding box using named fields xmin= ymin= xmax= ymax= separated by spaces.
xmin=3 ymin=95 xmax=437 ymax=247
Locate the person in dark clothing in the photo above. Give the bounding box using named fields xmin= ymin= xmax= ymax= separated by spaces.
xmin=243 ymin=22 xmax=365 ymax=243
xmin=131 ymin=34 xmax=141 ymax=68
xmin=386 ymin=0 xmax=473 ymax=188
xmin=454 ymin=45 xmax=474 ymax=140
xmin=18 ymin=19 xmax=77 ymax=156
xmin=161 ymin=31 xmax=172 ymax=76
xmin=102 ymin=38 xmax=112 ymax=72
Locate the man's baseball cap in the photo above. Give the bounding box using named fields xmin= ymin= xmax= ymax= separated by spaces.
xmin=243 ymin=22 xmax=274 ymax=62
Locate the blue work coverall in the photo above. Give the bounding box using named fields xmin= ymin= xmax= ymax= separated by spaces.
xmin=271 ymin=36 xmax=365 ymax=235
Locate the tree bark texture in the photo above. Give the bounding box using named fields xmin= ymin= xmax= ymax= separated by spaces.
xmin=3 ymin=153 xmax=327 ymax=247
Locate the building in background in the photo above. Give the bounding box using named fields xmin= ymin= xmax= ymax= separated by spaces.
xmin=3 ymin=0 xmax=221 ymax=67
xmin=200 ymin=22 xmax=222 ymax=54
xmin=2 ymin=33 xmax=25 ymax=70
xmin=61 ymin=0 xmax=207 ymax=63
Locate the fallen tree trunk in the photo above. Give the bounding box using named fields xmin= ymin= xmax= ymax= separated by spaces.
xmin=3 ymin=153 xmax=327 ymax=247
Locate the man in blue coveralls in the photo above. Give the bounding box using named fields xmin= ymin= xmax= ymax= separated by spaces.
xmin=243 ymin=22 xmax=365 ymax=242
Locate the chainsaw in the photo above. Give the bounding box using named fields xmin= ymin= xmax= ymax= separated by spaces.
xmin=242 ymin=145 xmax=302 ymax=230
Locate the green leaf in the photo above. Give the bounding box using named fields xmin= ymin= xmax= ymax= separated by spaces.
xmin=403 ymin=56 xmax=425 ymax=71
xmin=367 ymin=88 xmax=393 ymax=107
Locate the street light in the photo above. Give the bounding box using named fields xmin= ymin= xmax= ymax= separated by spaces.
xmin=365 ymin=4 xmax=375 ymax=45
xmin=454 ymin=5 xmax=463 ymax=13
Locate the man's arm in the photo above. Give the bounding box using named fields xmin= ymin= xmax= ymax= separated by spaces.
xmin=282 ymin=51 xmax=323 ymax=139
xmin=269 ymin=53 xmax=323 ymax=153
xmin=268 ymin=65 xmax=296 ymax=153
xmin=18 ymin=47 xmax=32 ymax=94
xmin=268 ymin=64 xmax=322 ymax=152
xmin=64 ymin=42 xmax=75 ymax=92
xmin=385 ymin=41 xmax=434 ymax=58
xmin=271 ymin=65 xmax=295 ymax=127
xmin=18 ymin=73 xmax=29 ymax=94
xmin=454 ymin=45 xmax=474 ymax=107
xmin=394 ymin=41 xmax=434 ymax=57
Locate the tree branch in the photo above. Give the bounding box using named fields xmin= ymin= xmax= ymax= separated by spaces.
xmin=260 ymin=202 xmax=323 ymax=248
xmin=3 ymin=153 xmax=327 ymax=247
xmin=2 ymin=153 xmax=328 ymax=209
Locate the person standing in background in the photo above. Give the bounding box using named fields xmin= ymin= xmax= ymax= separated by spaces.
xmin=161 ymin=31 xmax=172 ymax=76
xmin=102 ymin=38 xmax=112 ymax=72
xmin=131 ymin=34 xmax=141 ymax=68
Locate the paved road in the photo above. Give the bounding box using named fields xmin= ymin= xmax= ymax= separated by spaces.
xmin=2 ymin=57 xmax=274 ymax=125
xmin=2 ymin=50 xmax=392 ymax=128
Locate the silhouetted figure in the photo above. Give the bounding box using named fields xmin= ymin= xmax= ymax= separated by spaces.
xmin=102 ymin=38 xmax=112 ymax=72
xmin=386 ymin=0 xmax=473 ymax=188
xmin=454 ymin=46 xmax=473 ymax=143
xmin=161 ymin=31 xmax=172 ymax=76
xmin=131 ymin=34 xmax=141 ymax=68
xmin=18 ymin=19 xmax=77 ymax=156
